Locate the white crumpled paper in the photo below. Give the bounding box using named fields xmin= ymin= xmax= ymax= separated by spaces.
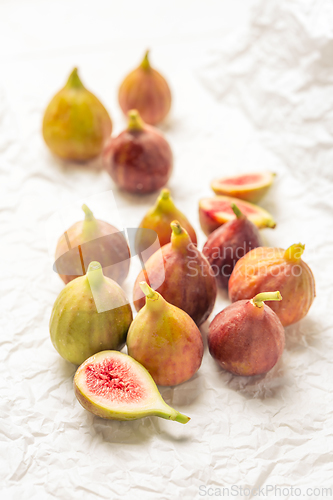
xmin=1 ymin=0 xmax=333 ymax=498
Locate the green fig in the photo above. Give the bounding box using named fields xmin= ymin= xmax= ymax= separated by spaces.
xmin=127 ymin=282 xmax=204 ymax=386
xmin=54 ymin=204 xmax=130 ymax=286
xmin=133 ymin=221 xmax=217 ymax=326
xmin=74 ymin=350 xmax=190 ymax=423
xmin=118 ymin=50 xmax=171 ymax=125
xmin=135 ymin=189 xmax=197 ymax=260
xmin=50 ymin=262 xmax=133 ymax=365
xmin=43 ymin=68 xmax=112 ymax=161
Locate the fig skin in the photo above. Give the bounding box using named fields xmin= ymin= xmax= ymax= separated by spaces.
xmin=54 ymin=204 xmax=130 ymax=285
xmin=127 ymin=283 xmax=203 ymax=386
xmin=50 ymin=262 xmax=133 ymax=365
xmin=43 ymin=68 xmax=112 ymax=161
xmin=208 ymin=292 xmax=285 ymax=376
xmin=199 ymin=195 xmax=276 ymax=235
xmin=229 ymin=244 xmax=316 ymax=327
xmin=74 ymin=351 xmax=190 ymax=423
xmin=118 ymin=50 xmax=171 ymax=125
xmin=203 ymin=204 xmax=262 ymax=288
xmin=103 ymin=110 xmax=173 ymax=194
xmin=136 ymin=189 xmax=197 ymax=259
xmin=133 ymin=221 xmax=217 ymax=326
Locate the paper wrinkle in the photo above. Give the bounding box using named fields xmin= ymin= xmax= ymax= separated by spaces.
xmin=1 ymin=0 xmax=333 ymax=497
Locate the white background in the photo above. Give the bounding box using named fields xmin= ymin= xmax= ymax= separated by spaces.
xmin=1 ymin=0 xmax=333 ymax=498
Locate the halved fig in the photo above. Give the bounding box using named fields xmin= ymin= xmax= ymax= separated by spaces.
xmin=74 ymin=350 xmax=190 ymax=423
xmin=199 ymin=195 xmax=276 ymax=235
xmin=211 ymin=172 xmax=275 ymax=203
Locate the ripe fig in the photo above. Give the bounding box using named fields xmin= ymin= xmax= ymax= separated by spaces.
xmin=54 ymin=204 xmax=130 ymax=285
xmin=43 ymin=68 xmax=112 ymax=161
xmin=50 ymin=262 xmax=133 ymax=365
xmin=135 ymin=189 xmax=197 ymax=259
xmin=211 ymin=172 xmax=275 ymax=203
xmin=199 ymin=195 xmax=276 ymax=235
xmin=118 ymin=50 xmax=171 ymax=125
xmin=133 ymin=221 xmax=217 ymax=326
xmin=229 ymin=244 xmax=316 ymax=327
xmin=203 ymin=203 xmax=262 ymax=288
xmin=127 ymin=282 xmax=203 ymax=386
xmin=208 ymin=291 xmax=285 ymax=376
xmin=74 ymin=350 xmax=190 ymax=423
xmin=103 ymin=110 xmax=173 ymax=194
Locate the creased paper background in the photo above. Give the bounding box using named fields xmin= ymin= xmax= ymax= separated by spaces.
xmin=1 ymin=0 xmax=332 ymax=498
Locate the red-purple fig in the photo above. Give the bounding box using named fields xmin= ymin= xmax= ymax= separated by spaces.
xmin=127 ymin=282 xmax=203 ymax=386
xmin=103 ymin=110 xmax=173 ymax=194
xmin=133 ymin=221 xmax=217 ymax=326
xmin=74 ymin=351 xmax=190 ymax=423
xmin=54 ymin=204 xmax=130 ymax=285
xmin=229 ymin=244 xmax=316 ymax=327
xmin=43 ymin=68 xmax=112 ymax=161
xmin=208 ymin=291 xmax=285 ymax=376
xmin=118 ymin=50 xmax=171 ymax=125
xmin=203 ymin=203 xmax=262 ymax=288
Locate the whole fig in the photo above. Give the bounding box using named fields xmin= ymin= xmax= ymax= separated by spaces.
xmin=208 ymin=291 xmax=285 ymax=376
xmin=54 ymin=204 xmax=130 ymax=285
xmin=133 ymin=221 xmax=217 ymax=326
xmin=135 ymin=189 xmax=197 ymax=260
xmin=43 ymin=68 xmax=112 ymax=161
xmin=203 ymin=203 xmax=262 ymax=288
xmin=127 ymin=282 xmax=203 ymax=386
xmin=50 ymin=262 xmax=133 ymax=365
xmin=229 ymin=243 xmax=315 ymax=326
xmin=118 ymin=50 xmax=171 ymax=125
xmin=103 ymin=110 xmax=173 ymax=194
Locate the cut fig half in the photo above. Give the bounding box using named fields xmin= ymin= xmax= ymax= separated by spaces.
xmin=74 ymin=351 xmax=190 ymax=424
xmin=199 ymin=195 xmax=276 ymax=235
xmin=211 ymin=172 xmax=275 ymax=203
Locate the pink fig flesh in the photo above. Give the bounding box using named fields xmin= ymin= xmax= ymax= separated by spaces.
xmin=208 ymin=292 xmax=285 ymax=376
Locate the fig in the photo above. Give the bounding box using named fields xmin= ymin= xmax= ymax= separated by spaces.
xmin=42 ymin=68 xmax=112 ymax=161
xmin=127 ymin=282 xmax=203 ymax=386
xmin=203 ymin=203 xmax=262 ymax=288
xmin=199 ymin=195 xmax=276 ymax=235
xmin=135 ymin=189 xmax=197 ymax=259
xmin=211 ymin=172 xmax=275 ymax=203
xmin=208 ymin=291 xmax=285 ymax=376
xmin=54 ymin=204 xmax=130 ymax=285
xmin=229 ymin=244 xmax=316 ymax=327
xmin=103 ymin=110 xmax=173 ymax=194
xmin=133 ymin=221 xmax=217 ymax=326
xmin=118 ymin=50 xmax=171 ymax=125
xmin=74 ymin=350 xmax=189 ymax=423
xmin=50 ymin=262 xmax=133 ymax=365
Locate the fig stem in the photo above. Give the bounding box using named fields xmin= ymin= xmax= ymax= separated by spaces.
xmin=127 ymin=110 xmax=145 ymax=131
xmin=231 ymin=203 xmax=243 ymax=219
xmin=140 ymin=50 xmax=151 ymax=71
xmin=86 ymin=261 xmax=104 ymax=287
xmin=139 ymin=281 xmax=159 ymax=301
xmin=66 ymin=67 xmax=84 ymax=89
xmin=82 ymin=204 xmax=95 ymax=221
xmin=251 ymin=291 xmax=282 ymax=308
xmin=284 ymin=243 xmax=305 ymax=262
xmin=159 ymin=189 xmax=170 ymax=201
xmin=172 ymin=411 xmax=190 ymax=424
xmin=171 ymin=220 xmax=183 ymax=236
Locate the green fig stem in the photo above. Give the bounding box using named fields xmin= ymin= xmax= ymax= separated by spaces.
xmin=160 ymin=189 xmax=171 ymax=201
xmin=82 ymin=204 xmax=95 ymax=221
xmin=231 ymin=203 xmax=244 ymax=219
xmin=170 ymin=220 xmax=191 ymax=250
xmin=171 ymin=220 xmax=183 ymax=236
xmin=251 ymin=291 xmax=282 ymax=308
xmin=127 ymin=110 xmax=145 ymax=131
xmin=66 ymin=67 xmax=84 ymax=89
xmin=170 ymin=410 xmax=190 ymax=424
xmin=140 ymin=50 xmax=151 ymax=71
xmin=139 ymin=281 xmax=159 ymax=301
xmin=86 ymin=261 xmax=105 ymax=287
xmin=284 ymin=243 xmax=305 ymax=262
